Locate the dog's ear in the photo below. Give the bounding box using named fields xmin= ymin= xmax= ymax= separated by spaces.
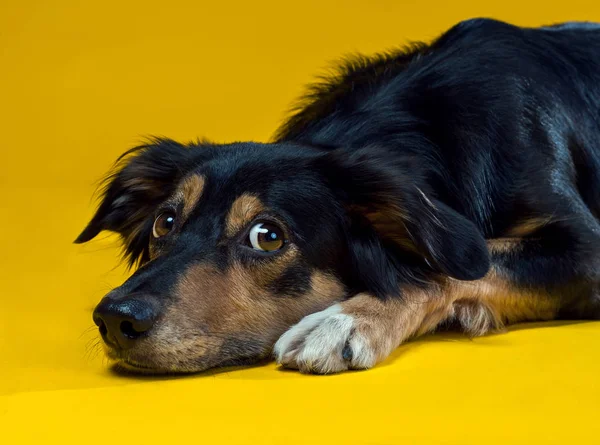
xmin=75 ymin=138 xmax=195 ymax=266
xmin=317 ymin=147 xmax=490 ymax=282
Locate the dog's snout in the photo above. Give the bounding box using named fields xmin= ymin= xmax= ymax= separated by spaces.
xmin=93 ymin=296 xmax=158 ymax=350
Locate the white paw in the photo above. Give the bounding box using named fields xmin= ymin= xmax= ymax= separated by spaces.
xmin=273 ymin=304 xmax=377 ymax=374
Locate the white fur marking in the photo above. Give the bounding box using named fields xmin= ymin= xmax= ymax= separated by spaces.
xmin=273 ymin=304 xmax=343 ymax=360
xmin=294 ymin=313 xmax=354 ymax=373
xmin=347 ymin=331 xmax=376 ymax=369
xmin=274 ymin=303 xmax=378 ymax=374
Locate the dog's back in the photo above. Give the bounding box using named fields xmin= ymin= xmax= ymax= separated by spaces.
xmin=277 ymin=18 xmax=600 ymax=236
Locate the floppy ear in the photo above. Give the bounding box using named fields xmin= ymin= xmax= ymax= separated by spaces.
xmin=317 ymin=147 xmax=490 ymax=282
xmin=74 ymin=138 xmax=195 ymax=266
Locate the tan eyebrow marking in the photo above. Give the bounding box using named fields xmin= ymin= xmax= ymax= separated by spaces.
xmin=225 ymin=194 xmax=265 ymax=237
xmin=176 ymin=174 xmax=206 ymax=220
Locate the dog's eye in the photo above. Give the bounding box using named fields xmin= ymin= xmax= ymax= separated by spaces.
xmin=153 ymin=212 xmax=176 ymax=238
xmin=248 ymin=222 xmax=286 ymax=252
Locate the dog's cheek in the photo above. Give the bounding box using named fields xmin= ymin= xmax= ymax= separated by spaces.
xmin=131 ymin=260 xmax=345 ymax=371
xmin=221 ymin=261 xmax=345 ymax=341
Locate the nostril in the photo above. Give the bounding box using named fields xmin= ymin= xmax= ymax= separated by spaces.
xmin=93 ymin=312 xmax=108 ymax=338
xmin=120 ymin=320 xmax=144 ymax=339
xmin=98 ymin=320 xmax=108 ymax=337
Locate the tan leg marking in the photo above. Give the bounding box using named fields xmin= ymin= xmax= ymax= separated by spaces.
xmin=274 ymin=290 xmax=453 ymax=374
xmin=275 ymin=264 xmax=560 ymax=374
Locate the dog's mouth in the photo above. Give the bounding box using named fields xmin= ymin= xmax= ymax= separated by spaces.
xmin=112 ymin=358 xmax=183 ymax=375
xmin=111 ymin=356 xmax=157 ymax=372
xmin=100 ymin=335 xmax=270 ymax=375
xmin=119 ymin=359 xmax=154 ymax=370
xmin=107 ymin=350 xmax=269 ymax=376
xmin=107 ymin=347 xmax=213 ymax=375
xmin=103 ymin=346 xmax=168 ymax=374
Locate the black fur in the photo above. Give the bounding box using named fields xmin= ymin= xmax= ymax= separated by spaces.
xmin=79 ymin=18 xmax=600 ymax=322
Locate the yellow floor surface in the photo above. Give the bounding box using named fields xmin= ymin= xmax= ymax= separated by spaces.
xmin=1 ymin=1 xmax=600 ymax=443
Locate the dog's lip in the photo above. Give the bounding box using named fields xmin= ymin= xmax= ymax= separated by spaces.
xmin=119 ymin=358 xmax=155 ymax=370
xmin=114 ymin=358 xmax=165 ymax=374
xmin=105 ymin=348 xmax=156 ymax=371
xmin=104 ymin=346 xmax=154 ymax=370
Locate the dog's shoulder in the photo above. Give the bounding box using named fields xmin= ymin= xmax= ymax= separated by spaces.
xmin=273 ymin=42 xmax=428 ymax=143
xmin=273 ymin=18 xmax=526 ymax=143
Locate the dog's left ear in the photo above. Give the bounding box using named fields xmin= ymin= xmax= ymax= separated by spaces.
xmin=75 ymin=138 xmax=196 ymax=266
xmin=316 ymin=147 xmax=490 ymax=281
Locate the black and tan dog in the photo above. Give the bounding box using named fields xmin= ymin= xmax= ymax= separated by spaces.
xmin=77 ymin=18 xmax=600 ymax=374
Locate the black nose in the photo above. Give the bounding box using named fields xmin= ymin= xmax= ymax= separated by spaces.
xmin=93 ymin=296 xmax=158 ymax=350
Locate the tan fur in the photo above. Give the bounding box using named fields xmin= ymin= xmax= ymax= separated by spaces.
xmin=274 ymin=290 xmax=456 ymax=373
xmin=450 ymin=300 xmax=502 ymax=336
xmin=360 ymin=208 xmax=417 ymax=252
xmin=169 ymin=262 xmax=342 ymax=342
xmin=247 ymin=247 xmax=301 ymax=286
xmin=177 ymin=174 xmax=205 ymax=219
xmin=448 ymin=271 xmax=559 ymax=326
xmin=119 ymin=192 xmax=561 ymax=372
xmin=506 ymin=217 xmax=553 ymax=237
xmin=146 ymin=175 xmax=205 ymax=260
xmin=122 ymin=257 xmax=344 ymax=372
xmin=136 ymin=235 xmax=558 ymax=372
xmin=487 ymin=238 xmax=524 ymax=254
xmin=335 ymin=289 xmax=456 ymax=364
xmin=306 ymin=266 xmax=560 ymax=370
xmin=121 ymin=177 xmax=164 ymax=198
xmin=225 ymin=194 xmax=266 ymax=237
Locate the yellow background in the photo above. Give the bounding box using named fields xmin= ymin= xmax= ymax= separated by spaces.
xmin=1 ymin=1 xmax=600 ymax=443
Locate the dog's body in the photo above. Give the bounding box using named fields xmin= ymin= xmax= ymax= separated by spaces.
xmin=78 ymin=18 xmax=600 ymax=374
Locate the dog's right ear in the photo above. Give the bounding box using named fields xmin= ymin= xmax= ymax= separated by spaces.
xmin=74 ymin=138 xmax=195 ymax=266
xmin=314 ymin=146 xmax=490 ymax=290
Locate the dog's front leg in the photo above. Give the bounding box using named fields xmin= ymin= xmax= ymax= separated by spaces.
xmin=274 ymin=289 xmax=452 ymax=374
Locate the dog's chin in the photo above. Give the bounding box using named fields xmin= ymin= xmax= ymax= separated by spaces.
xmin=109 ymin=354 xmax=212 ymax=375
xmin=107 ymin=353 xmax=269 ymax=376
xmin=102 ymin=342 xmax=270 ymax=376
xmin=103 ymin=347 xmax=203 ymax=375
xmin=112 ymin=359 xmax=162 ymax=375
xmin=111 ymin=359 xmax=192 ymax=375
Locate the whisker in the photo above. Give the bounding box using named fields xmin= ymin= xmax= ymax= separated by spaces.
xmin=84 ymin=338 xmax=103 ymax=362
xmin=78 ymin=325 xmax=98 ymax=339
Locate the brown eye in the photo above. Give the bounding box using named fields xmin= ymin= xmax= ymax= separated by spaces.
xmin=153 ymin=212 xmax=176 ymax=238
xmin=248 ymin=222 xmax=286 ymax=252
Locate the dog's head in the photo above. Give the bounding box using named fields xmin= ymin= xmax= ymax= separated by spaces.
xmin=76 ymin=138 xmax=489 ymax=373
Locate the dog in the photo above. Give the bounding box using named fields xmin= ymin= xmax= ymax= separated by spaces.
xmin=76 ymin=18 xmax=600 ymax=374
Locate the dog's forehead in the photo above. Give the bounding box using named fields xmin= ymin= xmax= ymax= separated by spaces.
xmin=201 ymin=142 xmax=318 ymax=186
xmin=174 ymin=144 xmax=323 ymax=216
